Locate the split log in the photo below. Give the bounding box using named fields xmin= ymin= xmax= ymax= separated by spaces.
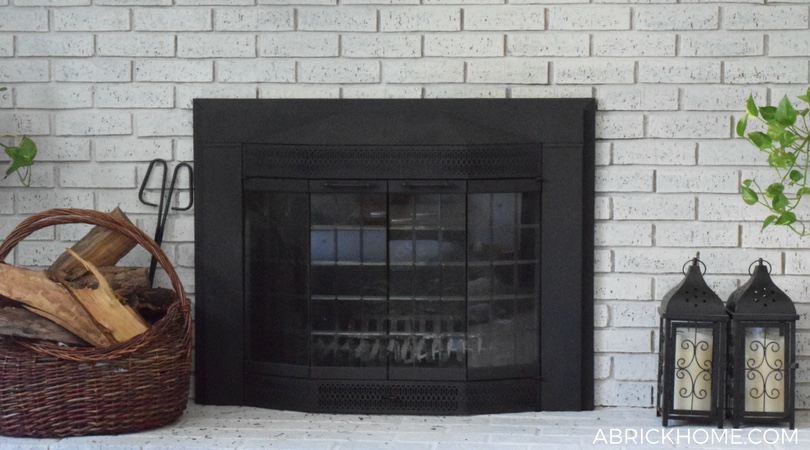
xmin=48 ymin=207 xmax=138 ymax=281
xmin=64 ymin=250 xmax=148 ymax=343
xmin=67 ymin=266 xmax=149 ymax=290
xmin=0 ymin=305 xmax=86 ymax=345
xmin=0 ymin=263 xmax=116 ymax=347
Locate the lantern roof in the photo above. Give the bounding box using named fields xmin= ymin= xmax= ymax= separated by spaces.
xmin=659 ymin=258 xmax=728 ymax=320
xmin=726 ymin=259 xmax=798 ymax=320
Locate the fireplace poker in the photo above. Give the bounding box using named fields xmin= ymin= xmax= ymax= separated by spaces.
xmin=138 ymin=158 xmax=194 ymax=286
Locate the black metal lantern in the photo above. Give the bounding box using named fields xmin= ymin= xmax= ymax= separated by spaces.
xmin=726 ymin=259 xmax=798 ymax=429
xmin=657 ymin=257 xmax=728 ymax=428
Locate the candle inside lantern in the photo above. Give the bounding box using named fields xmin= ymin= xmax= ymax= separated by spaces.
xmin=744 ymin=327 xmax=785 ymax=413
xmin=673 ymin=326 xmax=713 ymax=412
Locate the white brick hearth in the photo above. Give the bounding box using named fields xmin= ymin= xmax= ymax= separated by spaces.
xmin=2 ymin=0 xmax=810 ymax=436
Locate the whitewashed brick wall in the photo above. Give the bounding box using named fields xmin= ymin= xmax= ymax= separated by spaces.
xmin=1 ymin=1 xmax=810 ymax=410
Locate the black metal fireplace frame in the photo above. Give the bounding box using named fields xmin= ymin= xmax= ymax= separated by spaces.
xmin=193 ymin=98 xmax=596 ymax=413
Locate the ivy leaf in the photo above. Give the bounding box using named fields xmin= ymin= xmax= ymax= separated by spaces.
xmin=736 ymin=115 xmax=748 ymax=137
xmin=741 ymin=186 xmax=759 ymax=205
xmin=762 ymin=215 xmax=779 ymax=230
xmin=776 ymin=211 xmax=797 ymax=226
xmin=760 ymin=106 xmax=777 ymax=121
xmin=776 ymin=95 xmax=797 ymax=126
xmin=4 ymin=137 xmax=37 ymax=179
xmin=748 ymin=132 xmax=772 ymax=150
xmin=746 ymin=94 xmax=759 ymax=117
xmin=790 ymin=169 xmax=804 ymax=184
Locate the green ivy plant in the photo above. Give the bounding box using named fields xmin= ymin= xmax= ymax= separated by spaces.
xmin=737 ymin=86 xmax=810 ymax=236
xmin=0 ymin=87 xmax=37 ymax=187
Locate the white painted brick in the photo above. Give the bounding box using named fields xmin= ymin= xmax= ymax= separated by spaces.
xmin=0 ymin=163 xmax=54 ymax=188
xmin=16 ymin=241 xmax=77 ymax=267
xmin=341 ymin=86 xmax=423 ymax=99
xmin=594 ymin=249 xmax=612 ymax=273
xmin=177 ymin=243 xmax=194 ymax=267
xmin=0 ymin=8 xmax=48 ymax=31
xmin=679 ymin=32 xmax=763 ymax=57
xmin=0 ymin=35 xmax=11 ymax=57
xmin=595 ymin=86 xmax=678 ymax=111
xmin=15 ymin=84 xmax=92 ymax=109
xmin=55 ymin=112 xmax=131 ymax=136
xmin=258 ymin=0 xmax=333 ymax=3
xmin=682 ymin=85 xmax=766 ymax=111
xmin=698 ymin=193 xmax=764 ymax=222
xmin=176 ymin=85 xmax=256 ymax=109
xmin=612 ymin=303 xmax=657 ymax=329
xmin=60 ymin=163 xmax=137 ymax=188
xmin=724 ymin=59 xmax=809 ymax=84
xmin=380 ymin=7 xmax=461 ymax=32
xmin=595 ymin=380 xmax=653 ymax=407
xmin=54 ymin=59 xmax=131 ymax=82
xmin=15 ymin=0 xmax=90 ymax=4
xmin=613 ymin=353 xmax=657 ymax=381
xmin=771 ymin=86 xmax=810 ymax=106
xmin=177 ymin=0 xmax=251 ymax=4
xmin=53 ymin=7 xmax=129 ymax=31
xmin=344 ymin=0 xmax=419 ymax=4
xmin=298 ymin=7 xmax=377 ymax=31
xmin=635 ymin=5 xmax=718 ymax=30
xmin=638 ymin=60 xmax=720 ymax=84
xmin=595 ymin=196 xmax=611 ymax=220
xmin=595 ymin=141 xmax=611 ymax=166
xmin=299 ymin=60 xmax=380 ymax=84
xmin=383 ymin=60 xmax=464 ymax=83
xmin=0 ymin=111 xmax=50 ymax=135
xmin=593 ymin=33 xmax=675 ymax=57
xmin=548 ymin=6 xmax=630 ymax=30
xmin=594 ymin=274 xmax=652 ymax=301
xmin=176 ymin=139 xmax=193 ymax=161
xmin=99 ymin=0 xmax=171 ymax=4
xmin=135 ymin=60 xmax=213 ymax=82
xmin=657 ymin=167 xmax=738 ymax=193
xmin=178 ymin=34 xmax=255 ymax=58
xmin=510 ymin=86 xmax=593 ymax=99
xmin=31 ymin=138 xmax=91 ymax=162
xmin=786 ymin=251 xmax=810 ymax=276
xmin=594 ymin=355 xmax=611 ymax=380
xmin=769 ymin=31 xmax=810 ymax=57
xmin=424 ymin=34 xmax=503 ymax=57
xmin=613 ymin=194 xmax=695 ymax=221
xmin=342 ymin=34 xmax=421 ymax=58
xmin=595 ymin=114 xmax=644 ymax=139
xmin=0 ymin=88 xmax=10 ymax=108
xmin=595 ymin=329 xmax=652 ymax=353
xmin=15 ymin=191 xmax=94 ymax=213
xmin=655 ymin=222 xmax=739 ymax=248
xmin=595 ymin=222 xmax=652 ymax=246
xmin=95 ymin=138 xmax=172 ymax=162
xmin=217 ymin=60 xmax=296 ymax=83
xmin=617 ymin=248 xmax=781 ymax=275
xmin=555 ymin=60 xmax=635 ymax=84
xmin=596 ymin=165 xmax=652 ymax=192
xmin=507 ymin=33 xmax=588 ymax=57
xmin=466 ymin=60 xmax=548 ymax=84
xmin=259 ymin=33 xmax=339 ymax=57
xmin=741 ymin=223 xmax=810 ymax=250
xmin=463 ymin=6 xmax=544 ymax=31
xmin=698 ymin=139 xmax=762 ymax=166
xmin=647 ymin=113 xmax=731 ymax=139
xmin=135 ymin=110 xmax=192 ymax=137
xmin=0 ymin=192 xmax=13 ymax=214
xmin=133 ymin=8 xmax=212 ymax=31
xmin=724 ymin=5 xmax=809 ymax=30
xmin=423 ymin=86 xmax=505 ymax=99
xmin=0 ymin=61 xmax=49 ymax=83
xmin=16 ymin=34 xmax=94 ymax=57
xmin=259 ymin=85 xmax=340 ymax=98
xmin=95 ymin=84 xmax=175 ymax=109
xmin=97 ymin=33 xmax=175 ymax=57
xmin=215 ymin=8 xmax=294 ymax=31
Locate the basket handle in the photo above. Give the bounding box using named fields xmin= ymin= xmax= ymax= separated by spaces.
xmin=0 ymin=208 xmax=190 ymax=360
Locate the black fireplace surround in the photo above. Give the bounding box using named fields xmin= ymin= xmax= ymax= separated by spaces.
xmin=194 ymin=98 xmax=596 ymax=414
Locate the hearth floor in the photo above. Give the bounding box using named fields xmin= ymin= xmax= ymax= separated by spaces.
xmin=0 ymin=404 xmax=808 ymax=449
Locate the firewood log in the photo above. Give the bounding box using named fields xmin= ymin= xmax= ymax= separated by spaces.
xmin=0 ymin=305 xmax=87 ymax=345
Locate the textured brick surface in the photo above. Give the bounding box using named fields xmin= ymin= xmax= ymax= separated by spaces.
xmin=2 ymin=1 xmax=810 ymax=412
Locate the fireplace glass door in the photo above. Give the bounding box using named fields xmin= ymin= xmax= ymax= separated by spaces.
xmin=244 ymin=179 xmax=540 ymax=382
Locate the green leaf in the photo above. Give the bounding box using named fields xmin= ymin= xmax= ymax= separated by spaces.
xmin=776 ymin=211 xmax=797 ymax=226
xmin=773 ymin=192 xmax=790 ymax=211
xmin=768 ymin=149 xmax=790 ymax=168
xmin=4 ymin=137 xmax=37 ymax=179
xmin=790 ymin=169 xmax=804 ymax=184
xmin=779 ymin=130 xmax=798 ymax=147
xmin=799 ymin=86 xmax=810 ymax=103
xmin=762 ymin=215 xmax=778 ymax=230
xmin=748 ymin=132 xmax=773 ymax=150
xmin=741 ymin=186 xmax=759 ymax=205
xmin=0 ymin=87 xmax=6 ymax=92
xmin=760 ymin=106 xmax=777 ymax=121
xmin=743 ymin=179 xmax=753 ymax=188
xmin=798 ymin=187 xmax=810 ymax=199
xmin=746 ymin=94 xmax=759 ymax=117
xmin=736 ymin=115 xmax=748 ymax=137
xmin=776 ymin=95 xmax=797 ymax=126
xmin=766 ymin=182 xmax=785 ymax=197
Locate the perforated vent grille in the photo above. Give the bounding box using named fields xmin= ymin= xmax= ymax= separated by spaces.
xmin=242 ymin=145 xmax=542 ymax=180
xmin=318 ymin=383 xmax=459 ymax=413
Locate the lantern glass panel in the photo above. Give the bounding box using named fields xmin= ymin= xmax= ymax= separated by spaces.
xmin=673 ymin=325 xmax=714 ymax=412
xmin=743 ymin=326 xmax=786 ymax=414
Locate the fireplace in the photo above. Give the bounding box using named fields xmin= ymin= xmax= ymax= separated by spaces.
xmin=193 ymin=98 xmax=595 ymax=414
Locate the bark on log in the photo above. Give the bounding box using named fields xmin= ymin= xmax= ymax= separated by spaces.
xmin=0 ymin=306 xmax=87 ymax=345
xmin=48 ymin=207 xmax=138 ymax=281
xmin=120 ymin=287 xmax=176 ymax=323
xmin=67 ymin=266 xmax=149 ymax=290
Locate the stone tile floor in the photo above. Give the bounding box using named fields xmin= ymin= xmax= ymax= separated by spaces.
xmin=0 ymin=404 xmax=808 ymax=449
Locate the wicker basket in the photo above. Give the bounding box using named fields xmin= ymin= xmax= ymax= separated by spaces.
xmin=0 ymin=208 xmax=192 ymax=438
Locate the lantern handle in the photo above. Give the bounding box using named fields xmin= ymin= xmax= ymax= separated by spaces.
xmin=748 ymin=258 xmax=772 ymax=276
xmin=682 ymin=258 xmax=707 ymax=276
